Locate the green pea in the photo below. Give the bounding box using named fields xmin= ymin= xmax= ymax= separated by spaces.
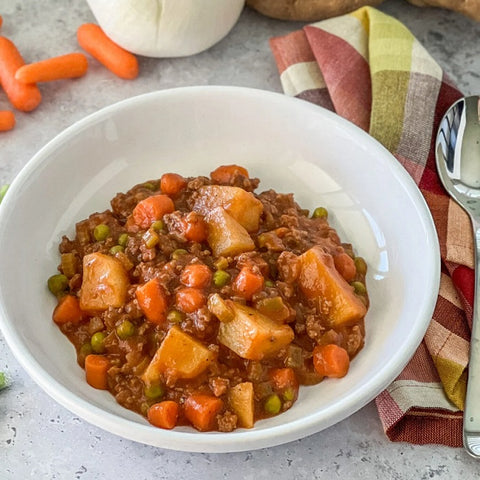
xmin=264 ymin=279 xmax=275 ymax=288
xmin=167 ymin=309 xmax=184 ymax=323
xmin=93 ymin=224 xmax=110 ymax=241
xmin=0 ymin=184 xmax=9 ymax=204
xmin=354 ymin=257 xmax=367 ymax=276
xmin=118 ymin=233 xmax=129 ymax=247
xmin=109 ymin=245 xmax=125 ymax=255
xmin=171 ymin=248 xmax=188 ymax=260
xmin=91 ymin=331 xmax=106 ymax=353
xmin=351 ymin=281 xmax=367 ymax=295
xmin=213 ymin=270 xmax=230 ymax=288
xmin=78 ymin=343 xmax=93 ymax=367
xmin=47 ymin=274 xmax=69 ymax=296
xmin=151 ymin=220 xmax=164 ymax=232
xmin=116 ymin=320 xmax=135 ymax=340
xmin=144 ymin=383 xmax=165 ymax=400
xmin=79 ymin=343 xmax=93 ymax=357
xmin=264 ymin=393 xmax=282 ymax=415
xmin=283 ymin=387 xmax=296 ymax=402
xmin=312 ymin=207 xmax=328 ymax=219
xmin=142 ymin=182 xmax=156 ymax=191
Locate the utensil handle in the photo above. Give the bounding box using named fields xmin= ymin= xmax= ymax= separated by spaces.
xmin=464 ymin=221 xmax=480 ymax=457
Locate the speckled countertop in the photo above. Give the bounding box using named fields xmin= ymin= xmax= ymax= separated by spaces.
xmin=1 ymin=1 xmax=480 ymax=478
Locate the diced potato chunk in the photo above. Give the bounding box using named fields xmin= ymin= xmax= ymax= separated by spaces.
xmin=228 ymin=382 xmax=254 ymax=429
xmin=194 ymin=185 xmax=263 ymax=232
xmin=142 ymin=326 xmax=216 ymax=384
xmin=217 ymin=302 xmax=294 ymax=360
xmin=206 ymin=207 xmax=255 ymax=257
xmin=79 ymin=252 xmax=129 ymax=313
xmin=298 ymin=246 xmax=367 ymax=326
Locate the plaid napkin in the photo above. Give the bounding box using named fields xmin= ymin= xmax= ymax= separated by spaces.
xmin=270 ymin=7 xmax=473 ymax=447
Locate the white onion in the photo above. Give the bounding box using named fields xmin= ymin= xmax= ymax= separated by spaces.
xmin=86 ymin=0 xmax=245 ymax=58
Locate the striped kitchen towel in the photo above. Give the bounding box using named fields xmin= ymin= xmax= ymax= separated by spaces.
xmin=270 ymin=7 xmax=473 ymax=447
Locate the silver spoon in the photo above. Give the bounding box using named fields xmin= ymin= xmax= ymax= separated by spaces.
xmin=436 ymin=95 xmax=480 ymax=458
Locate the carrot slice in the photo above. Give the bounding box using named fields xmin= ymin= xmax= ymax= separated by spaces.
xmin=0 ymin=36 xmax=42 ymax=112
xmin=136 ymin=278 xmax=169 ymax=325
xmin=182 ymin=212 xmax=208 ymax=243
xmin=180 ymin=264 xmax=212 ymax=289
xmin=333 ymin=253 xmax=357 ymax=282
xmin=52 ymin=295 xmax=84 ymax=324
xmin=0 ymin=110 xmax=15 ymax=131
xmin=184 ymin=394 xmax=223 ymax=431
xmin=77 ymin=23 xmax=138 ymax=80
xmin=85 ymin=354 xmax=110 ymax=389
xmin=233 ymin=266 xmax=264 ymax=300
xmin=270 ymin=367 xmax=299 ymax=391
xmin=160 ymin=173 xmax=187 ymax=196
xmin=15 ymin=53 xmax=88 ymax=83
xmin=312 ymin=344 xmax=350 ymax=378
xmin=210 ymin=165 xmax=249 ymax=184
xmin=175 ymin=287 xmax=206 ymax=313
xmin=147 ymin=401 xmax=179 ymax=430
xmin=132 ymin=194 xmax=174 ymax=229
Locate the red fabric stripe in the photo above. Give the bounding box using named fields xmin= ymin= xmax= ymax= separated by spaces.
xmin=269 ymin=30 xmax=316 ymax=75
xmin=304 ymin=25 xmax=371 ymax=131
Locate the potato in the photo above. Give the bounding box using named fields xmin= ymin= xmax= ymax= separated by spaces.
xmin=298 ymin=246 xmax=366 ymax=326
xmin=246 ymin=0 xmax=384 ymax=21
xmin=79 ymin=252 xmax=129 ymax=313
xmin=228 ymin=382 xmax=255 ymax=429
xmin=206 ymin=207 xmax=255 ymax=257
xmin=217 ymin=301 xmax=294 ymax=360
xmin=142 ymin=326 xmax=216 ymax=384
xmin=194 ymin=185 xmax=263 ymax=232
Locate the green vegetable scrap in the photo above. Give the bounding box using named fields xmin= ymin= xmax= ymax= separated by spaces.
xmin=0 ymin=184 xmax=10 ymax=204
xmin=0 ymin=371 xmax=9 ymax=390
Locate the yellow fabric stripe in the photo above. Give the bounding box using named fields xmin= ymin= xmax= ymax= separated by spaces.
xmin=279 ymin=61 xmax=326 ymax=97
xmin=433 ymin=356 xmax=467 ymax=411
xmin=386 ymin=380 xmax=459 ymax=413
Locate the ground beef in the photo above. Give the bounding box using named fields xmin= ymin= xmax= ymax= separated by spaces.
xmin=49 ymin=165 xmax=369 ymax=433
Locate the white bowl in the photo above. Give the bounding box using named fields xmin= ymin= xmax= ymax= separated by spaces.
xmin=0 ymin=86 xmax=439 ymax=453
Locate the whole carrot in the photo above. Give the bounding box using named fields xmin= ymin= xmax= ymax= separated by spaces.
xmin=0 ymin=36 xmax=41 ymax=112
xmin=0 ymin=110 xmax=15 ymax=131
xmin=77 ymin=23 xmax=138 ymax=80
xmin=15 ymin=52 xmax=88 ymax=84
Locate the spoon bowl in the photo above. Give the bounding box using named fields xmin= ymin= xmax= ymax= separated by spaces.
xmin=436 ymin=95 xmax=480 ymax=458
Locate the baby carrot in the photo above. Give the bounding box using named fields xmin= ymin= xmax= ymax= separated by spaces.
xmin=15 ymin=53 xmax=88 ymax=84
xmin=85 ymin=354 xmax=110 ymax=390
xmin=0 ymin=110 xmax=15 ymax=131
xmin=0 ymin=36 xmax=41 ymax=111
xmin=77 ymin=23 xmax=138 ymax=80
